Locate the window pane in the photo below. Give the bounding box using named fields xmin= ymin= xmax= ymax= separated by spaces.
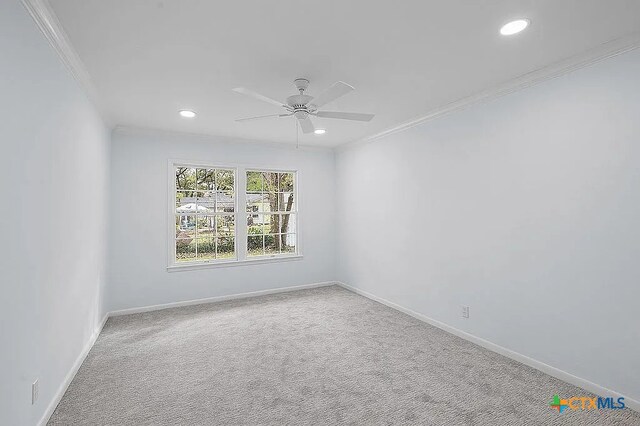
xmin=272 ymin=193 xmax=284 ymax=212
xmin=196 ymin=216 xmax=215 ymax=237
xmin=246 ymin=192 xmax=263 ymax=213
xmin=265 ymin=234 xmax=279 ymax=255
xmin=247 ymin=214 xmax=264 ymax=235
xmin=282 ymin=234 xmax=296 ymax=254
xmin=176 ymin=167 xmax=196 ymax=190
xmin=197 ymin=237 xmax=216 ymax=260
xmin=216 ymin=215 xmax=235 ymax=237
xmin=254 ymin=214 xmax=269 ymax=234
xmin=245 ymin=170 xmax=296 ymax=259
xmin=196 ymin=168 xmax=215 ymax=191
xmin=264 ymin=192 xmax=277 ymax=213
xmin=279 ymin=172 xmax=294 ymax=191
xmin=280 ymin=213 xmax=295 ymax=234
xmin=262 ymin=172 xmax=278 ymax=192
xmin=216 ymin=191 xmax=234 ymax=212
xmin=216 ymin=169 xmax=234 ymax=191
xmin=175 ymin=168 xmax=296 ymax=263
xmin=262 ymin=213 xmax=280 ymax=235
xmin=176 ymin=191 xmax=204 ymax=214
xmin=196 ymin=193 xmax=215 ymax=213
xmin=280 ymin=192 xmax=295 ymax=212
xmin=249 ymin=213 xmax=268 ymax=234
xmin=217 ymin=237 xmax=235 ymax=259
xmin=246 ymin=171 xmax=262 ymax=191
xmin=176 ymin=239 xmax=196 ymax=262
xmin=247 ymin=235 xmax=264 ymax=257
xmin=176 ymin=215 xmax=196 ymax=239
xmin=176 ymin=190 xmax=199 ymax=212
xmin=174 ymin=164 xmax=238 ymax=265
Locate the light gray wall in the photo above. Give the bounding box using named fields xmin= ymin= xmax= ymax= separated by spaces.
xmin=4 ymin=0 xmax=639 ymax=420
xmin=107 ymin=129 xmax=336 ymax=311
xmin=336 ymin=49 xmax=640 ymax=402
xmin=0 ymin=2 xmax=110 ymax=425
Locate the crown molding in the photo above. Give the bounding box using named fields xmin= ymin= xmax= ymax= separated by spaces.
xmin=337 ymin=31 xmax=640 ymax=153
xmin=20 ymin=0 xmax=112 ymax=126
xmin=112 ymin=125 xmax=335 ymax=152
xmin=18 ymin=0 xmax=640 ymax=149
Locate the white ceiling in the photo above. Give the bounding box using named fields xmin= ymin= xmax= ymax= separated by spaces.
xmin=49 ymin=0 xmax=640 ymax=147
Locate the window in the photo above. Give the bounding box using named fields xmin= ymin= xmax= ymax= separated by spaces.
xmin=246 ymin=170 xmax=297 ymax=257
xmin=169 ymin=162 xmax=299 ymax=269
xmin=172 ymin=165 xmax=236 ymax=264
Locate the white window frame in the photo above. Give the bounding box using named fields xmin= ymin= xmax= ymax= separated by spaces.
xmin=167 ymin=160 xmax=302 ymax=271
xmin=245 ymin=168 xmax=299 ymax=260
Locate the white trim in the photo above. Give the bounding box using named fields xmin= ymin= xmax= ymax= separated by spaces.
xmin=20 ymin=0 xmax=111 ymax=126
xmin=109 ymin=281 xmax=335 ymax=316
xmin=168 ymin=161 xmax=301 ymax=270
xmin=38 ymin=282 xmax=334 ymax=424
xmin=244 ymin=168 xmax=300 ymax=259
xmin=167 ymin=254 xmax=303 ymax=271
xmin=21 ymin=0 xmax=640 ymax=151
xmin=167 ymin=161 xmax=239 ymax=268
xmin=335 ymin=281 xmax=639 ymax=413
xmin=38 ymin=314 xmax=109 ymax=426
xmin=34 ymin=281 xmax=639 ymax=424
xmin=113 ymin=125 xmax=334 ymax=152
xmin=337 ymin=32 xmax=640 ymax=153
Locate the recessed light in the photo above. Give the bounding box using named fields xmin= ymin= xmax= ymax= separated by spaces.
xmin=500 ymin=19 xmax=530 ymax=36
xmin=179 ymin=110 xmax=196 ymax=118
xmin=314 ymin=129 xmax=326 ymax=135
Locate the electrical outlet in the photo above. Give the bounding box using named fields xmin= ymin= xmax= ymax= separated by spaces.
xmin=32 ymin=380 xmax=38 ymax=404
xmin=462 ymin=306 xmax=470 ymax=319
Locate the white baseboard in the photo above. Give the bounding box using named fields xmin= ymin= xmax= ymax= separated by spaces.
xmin=39 ymin=280 xmax=635 ymax=425
xmin=335 ymin=281 xmax=639 ymax=413
xmin=38 ymin=313 xmax=109 ymax=426
xmin=109 ymin=281 xmax=336 ymax=316
xmin=37 ymin=281 xmax=335 ymax=425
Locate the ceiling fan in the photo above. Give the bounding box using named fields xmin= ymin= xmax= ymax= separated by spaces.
xmin=233 ymin=78 xmax=374 ymax=134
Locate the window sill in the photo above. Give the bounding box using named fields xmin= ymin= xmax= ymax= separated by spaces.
xmin=167 ymin=254 xmax=303 ymax=272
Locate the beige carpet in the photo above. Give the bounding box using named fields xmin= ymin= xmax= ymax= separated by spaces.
xmin=49 ymin=285 xmax=639 ymax=425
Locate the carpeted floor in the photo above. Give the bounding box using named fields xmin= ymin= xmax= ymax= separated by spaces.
xmin=49 ymin=285 xmax=639 ymax=425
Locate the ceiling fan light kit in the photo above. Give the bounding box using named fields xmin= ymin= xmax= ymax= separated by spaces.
xmin=233 ymin=78 xmax=375 ymax=135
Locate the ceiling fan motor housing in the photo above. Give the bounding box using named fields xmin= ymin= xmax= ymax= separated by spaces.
xmin=289 ymin=79 xmax=313 ymax=119
xmin=287 ymin=94 xmax=313 ymax=109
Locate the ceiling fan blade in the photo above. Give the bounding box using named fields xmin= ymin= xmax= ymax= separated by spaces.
xmin=232 ymin=87 xmax=286 ymax=108
xmin=308 ymin=81 xmax=354 ymax=109
xmin=298 ymin=116 xmax=315 ymax=134
xmin=235 ymin=113 xmax=291 ymax=122
xmin=315 ymin=111 xmax=375 ymax=122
